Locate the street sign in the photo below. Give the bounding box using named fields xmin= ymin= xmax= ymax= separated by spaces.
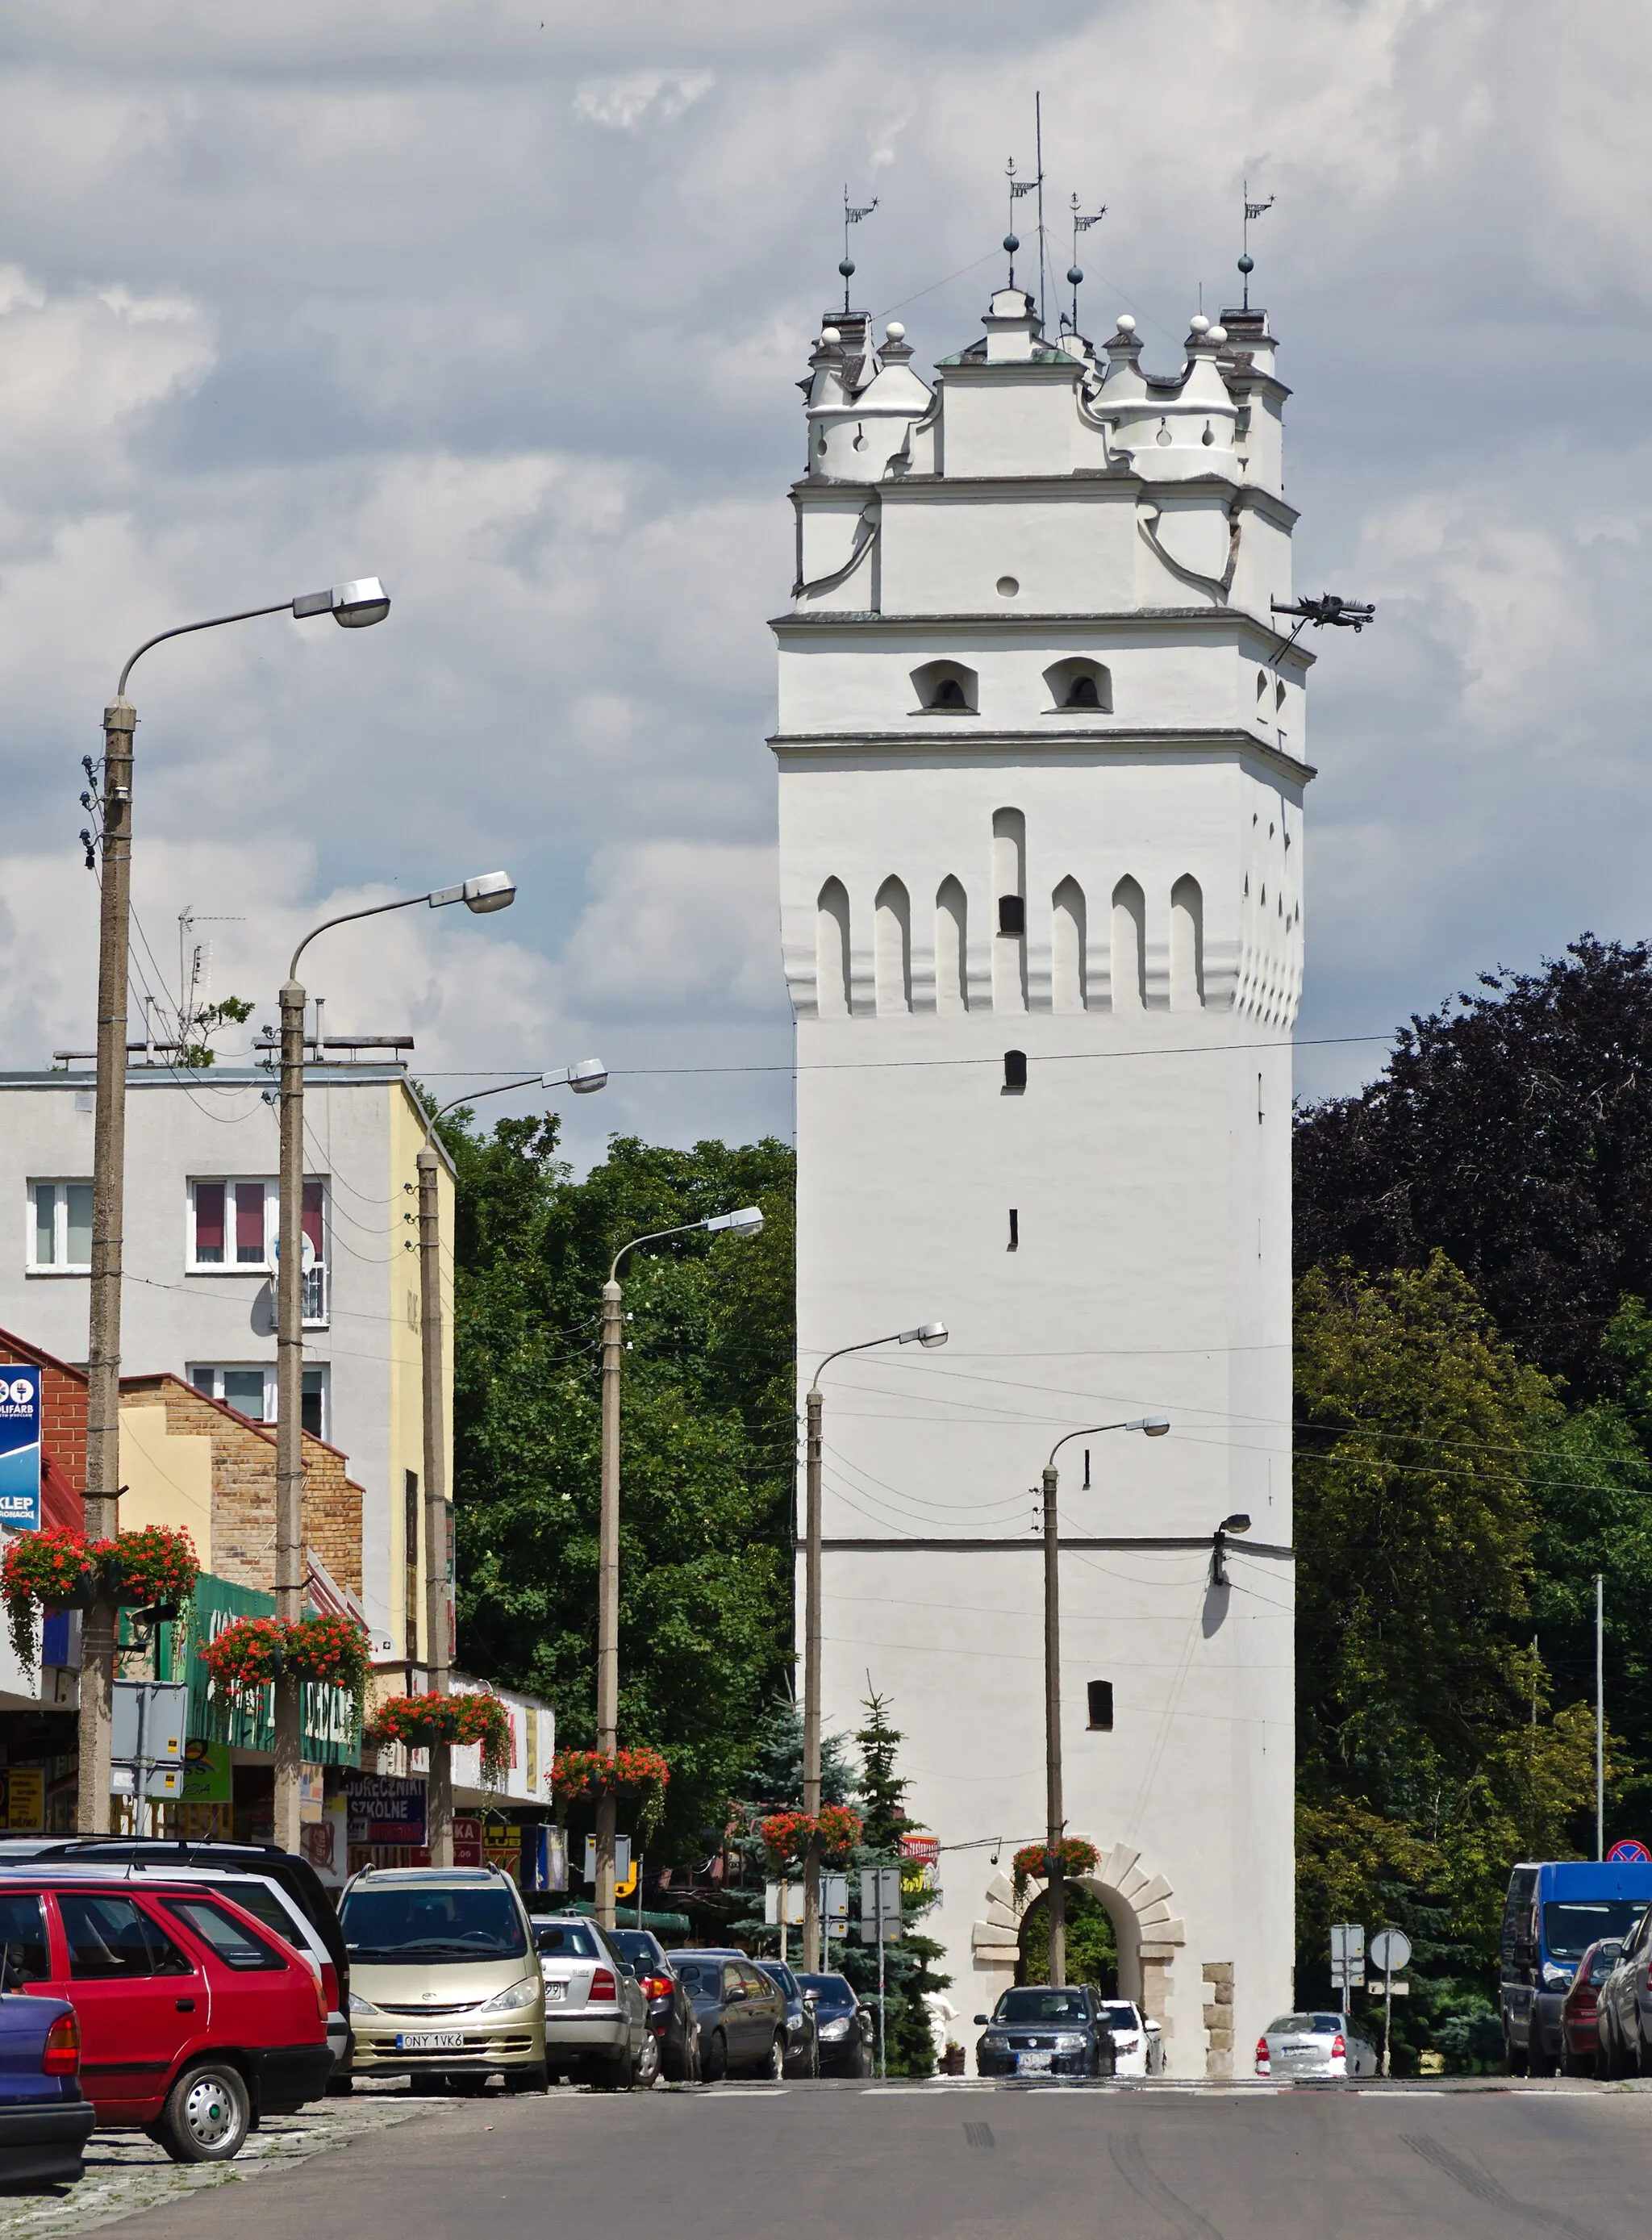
xmin=860 ymin=1865 xmax=902 ymax=1942
xmin=765 ymin=1881 xmax=806 ymax=1926
xmin=0 ymin=1366 xmax=42 ymax=1531
xmin=1370 ymin=1928 xmax=1412 ymax=1976
xmin=1329 ymin=1923 xmax=1365 ymax=1968
xmin=582 ymin=1835 xmax=632 ymax=1887
xmin=1608 ymin=1840 xmax=1651 ymax=1863
xmin=820 ymin=1871 xmax=849 ymax=1937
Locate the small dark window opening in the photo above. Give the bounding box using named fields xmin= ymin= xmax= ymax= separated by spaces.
xmin=1087 ymin=1680 xmax=1115 ymax=1731
xmin=1007 ymin=1208 xmax=1020 ymax=1251
xmin=998 ymin=894 xmax=1025 ymax=936
xmin=931 ymin=676 xmax=968 ymax=710
xmin=1003 ymin=1049 xmax=1027 ymax=1091
xmin=1064 ymin=674 xmax=1101 ymax=708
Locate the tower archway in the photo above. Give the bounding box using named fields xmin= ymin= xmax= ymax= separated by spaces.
xmin=970 ymin=1842 xmax=1184 ymax=2058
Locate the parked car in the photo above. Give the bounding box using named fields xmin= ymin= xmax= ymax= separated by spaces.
xmin=1498 ymin=1857 xmax=1652 ymax=2075
xmin=670 ymin=1951 xmax=788 ymax=2081
xmin=606 ymin=1929 xmax=700 ymax=2084
xmin=755 ymin=1959 xmax=820 ymax=2078
xmin=1558 ymin=1938 xmax=1621 ymax=2075
xmin=1596 ymin=1906 xmax=1652 ymax=2077
xmin=1254 ymin=2012 xmax=1378 ymax=2079
xmin=974 ymin=1985 xmax=1116 ymax=2079
xmin=340 ymin=1867 xmax=548 ymax=2094
xmin=0 ymin=1872 xmax=330 ymax=2160
xmin=1099 ymin=1999 xmax=1165 ymax=2077
xmin=797 ymin=1972 xmax=873 ymax=2077
xmin=0 ymin=1930 xmax=94 ymax=2191
xmin=532 ymin=1916 xmax=652 ymax=2089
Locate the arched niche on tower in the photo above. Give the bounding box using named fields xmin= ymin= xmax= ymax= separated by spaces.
xmin=1052 ymin=878 xmax=1087 ymax=1012
xmin=1111 ymin=877 xmax=1146 ymax=1012
xmin=934 ymin=878 xmax=969 ymax=1015
xmin=1170 ymin=875 xmax=1205 ymax=1010
xmin=874 ymin=876 xmax=912 ymax=1014
xmin=1043 ymin=657 xmax=1113 ymax=713
xmin=816 ymin=878 xmax=851 ymax=1017
xmin=911 ymin=658 xmax=978 ymax=714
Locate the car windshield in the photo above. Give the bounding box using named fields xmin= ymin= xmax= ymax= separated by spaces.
xmin=607 ymin=1930 xmax=662 ymax=1969
xmin=1544 ymin=1900 xmax=1645 ymax=1961
xmin=1268 ymin=2015 xmax=1342 ymax=2036
xmin=674 ymin=1959 xmax=724 ymax=1997
xmin=763 ymin=1963 xmax=800 ymax=1999
xmin=799 ymin=1973 xmax=855 ymax=2010
xmin=993 ymin=1989 xmax=1091 ymax=2024
xmin=340 ymin=1885 xmax=526 ymax=1962
xmin=1101 ymin=2004 xmax=1139 ymax=2027
xmin=534 ymin=1921 xmax=603 ymax=1959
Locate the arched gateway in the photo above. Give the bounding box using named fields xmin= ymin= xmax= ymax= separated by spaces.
xmin=971 ymin=1843 xmax=1186 ymax=2053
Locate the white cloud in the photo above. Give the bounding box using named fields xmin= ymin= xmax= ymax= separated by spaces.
xmin=562 ymin=842 xmax=782 ymax=1019
xmin=574 ymin=70 xmax=714 ymax=130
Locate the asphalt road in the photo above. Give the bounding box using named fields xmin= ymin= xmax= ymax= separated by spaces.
xmin=94 ymin=2079 xmax=1652 ymax=2240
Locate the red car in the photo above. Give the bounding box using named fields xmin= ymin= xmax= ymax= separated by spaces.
xmin=0 ymin=1875 xmax=331 ymax=2162
xmin=1559 ymin=1935 xmax=1622 ymax=2076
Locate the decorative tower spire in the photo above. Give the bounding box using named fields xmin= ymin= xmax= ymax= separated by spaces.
xmin=1239 ymin=180 xmax=1273 ymax=312
xmin=1066 ymin=193 xmax=1106 ymax=333
xmin=841 ymin=186 xmax=878 ymax=317
xmin=1004 ymin=156 xmax=1039 ymax=293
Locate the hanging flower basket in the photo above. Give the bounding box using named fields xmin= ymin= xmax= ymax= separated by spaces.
xmin=109 ymin=1525 xmax=199 ymax=1611
xmin=1012 ymin=1836 xmax=1099 ymax=1900
xmin=550 ymin=1745 xmax=670 ymax=1844
xmin=370 ymin=1691 xmax=515 ymax=1787
xmin=758 ymin=1803 xmax=865 ymax=1873
xmin=277 ymin=1614 xmax=373 ymax=1739
xmin=198 ymin=1616 xmax=286 ymax=1700
xmin=2 ymin=1527 xmax=107 ymax=1671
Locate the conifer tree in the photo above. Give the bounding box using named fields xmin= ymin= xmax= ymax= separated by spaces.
xmin=836 ymin=1690 xmax=950 ymax=2075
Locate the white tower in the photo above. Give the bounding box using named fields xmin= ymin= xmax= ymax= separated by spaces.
xmin=773 ymin=277 xmax=1307 ymax=2075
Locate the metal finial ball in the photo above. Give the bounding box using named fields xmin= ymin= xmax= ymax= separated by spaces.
xmin=1067 ymin=265 xmax=1083 ymax=287
xmin=839 ymin=258 xmax=855 ymax=279
xmin=1237 ymin=253 xmax=1254 ymax=274
xmin=1003 ymin=232 xmax=1020 ymax=255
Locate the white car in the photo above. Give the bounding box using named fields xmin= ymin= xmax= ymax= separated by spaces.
xmin=1099 ymin=1999 xmax=1165 ymax=2076
xmin=1255 ymin=2010 xmax=1379 ymax=2079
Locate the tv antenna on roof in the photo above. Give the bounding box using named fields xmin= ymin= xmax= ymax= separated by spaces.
xmin=1066 ymin=193 xmax=1106 ymax=334
xmin=1239 ymin=180 xmax=1273 ymax=311
xmin=841 ymin=186 xmax=877 ymax=315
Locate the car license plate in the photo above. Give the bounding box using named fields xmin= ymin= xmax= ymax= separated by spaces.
xmin=1016 ymin=2051 xmax=1052 ymax=2074
xmin=395 ymin=2033 xmax=466 ymax=2050
xmin=545 ymin=1982 xmax=566 ymax=2002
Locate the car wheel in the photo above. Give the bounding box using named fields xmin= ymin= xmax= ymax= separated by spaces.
xmin=591 ymin=2046 xmax=636 ymax=2092
xmin=156 ymin=2062 xmax=252 ymax=2164
xmin=703 ymin=2029 xmax=728 ymax=2084
xmin=636 ymin=2034 xmax=661 ymax=2089
xmin=1504 ymin=2029 xmax=1529 ymax=2077
xmin=507 ymin=2063 xmax=549 ymax=2095
xmin=1529 ymin=2039 xmax=1558 ymax=2078
xmin=762 ymin=2035 xmax=785 ymax=2082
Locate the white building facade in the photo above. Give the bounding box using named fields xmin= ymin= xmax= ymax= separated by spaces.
xmin=777 ymin=287 xmax=1308 ymax=2075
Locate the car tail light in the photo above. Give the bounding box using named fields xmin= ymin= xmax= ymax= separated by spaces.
xmin=1255 ymin=2037 xmax=1270 ymax=2070
xmin=643 ymin=1974 xmax=671 ymax=2000
xmin=590 ymin=1967 xmax=617 ymax=2004
xmin=1331 ymin=2034 xmax=1345 ymax=2059
xmin=42 ymin=2013 xmax=80 ymax=2077
xmin=322 ymin=1963 xmax=340 ymax=2014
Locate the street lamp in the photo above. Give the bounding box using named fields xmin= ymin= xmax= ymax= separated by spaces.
xmin=270 ymin=870 xmax=515 ymax=1851
xmin=800 ymin=1321 xmax=948 ymax=1972
xmin=1039 ymin=1415 xmax=1169 ymax=1987
xmin=80 ymin=580 xmax=390 ymax=1837
xmin=594 ymin=1204 xmax=766 ymax=1929
xmin=414 ymin=1059 xmax=607 ymax=1867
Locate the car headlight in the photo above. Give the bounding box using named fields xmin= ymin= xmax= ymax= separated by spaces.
xmin=348 ymin=1992 xmax=381 ymax=2017
xmin=477 ymin=1977 xmax=542 ymax=2015
xmin=1542 ymin=1963 xmax=1573 ymax=1990
xmin=982 ymin=2033 xmax=1009 ymax=2048
xmin=1053 ymin=2034 xmax=1087 ymax=2051
xmin=819 ymin=2017 xmax=851 ymax=2039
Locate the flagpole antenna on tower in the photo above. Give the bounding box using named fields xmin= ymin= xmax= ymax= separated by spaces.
xmin=1066 ymin=194 xmax=1106 ymax=334
xmin=1239 ymin=180 xmax=1273 ymax=311
xmin=1034 ymin=93 xmax=1047 ymax=327
xmin=841 ymin=186 xmax=878 ymax=316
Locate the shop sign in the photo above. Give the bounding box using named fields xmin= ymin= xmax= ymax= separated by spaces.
xmin=0 ymin=1366 xmax=42 ymax=1530
xmin=0 ymin=1768 xmax=44 ymax=1829
xmin=345 ymin=1773 xmax=426 ymax=1846
xmin=179 ymin=1741 xmax=232 ymax=1804
xmin=186 ymin=1574 xmax=360 ymax=1767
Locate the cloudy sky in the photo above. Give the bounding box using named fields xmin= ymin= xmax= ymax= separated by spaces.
xmin=0 ymin=0 xmax=1644 ymax=1166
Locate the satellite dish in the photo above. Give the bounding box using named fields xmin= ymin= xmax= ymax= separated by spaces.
xmin=272 ymin=1232 xmax=317 ymax=1274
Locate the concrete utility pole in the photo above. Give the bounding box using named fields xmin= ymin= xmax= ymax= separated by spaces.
xmin=80 ymin=579 xmax=390 ymax=1837
xmin=272 ymin=870 xmax=516 ymax=1851
xmin=595 ymin=1206 xmax=765 ymax=1929
xmin=1596 ymin=1571 xmax=1605 ymax=1861
xmin=1039 ymin=1416 xmax=1169 ymax=1986
xmin=414 ymin=1062 xmax=606 ymax=1863
xmin=801 ymin=1323 xmax=947 ymax=1971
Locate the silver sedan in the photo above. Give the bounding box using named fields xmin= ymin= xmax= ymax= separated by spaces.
xmin=1255 ymin=2011 xmax=1379 ymax=2078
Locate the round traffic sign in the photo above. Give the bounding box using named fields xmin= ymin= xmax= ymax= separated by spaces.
xmin=1608 ymin=1839 xmax=1651 ymax=1863
xmin=1370 ymin=1928 xmax=1411 ymax=1975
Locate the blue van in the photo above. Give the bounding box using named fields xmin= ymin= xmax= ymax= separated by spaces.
xmin=1500 ymin=1859 xmax=1652 ymax=2072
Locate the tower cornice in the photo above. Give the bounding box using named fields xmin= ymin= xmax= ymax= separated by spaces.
xmin=789 ymin=474 xmax=1299 ymax=535
xmin=766 ymin=726 xmax=1317 ymax=786
xmin=770 ymin=607 xmax=1316 ymax=665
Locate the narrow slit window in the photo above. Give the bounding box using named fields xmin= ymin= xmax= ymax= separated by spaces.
xmin=1003 ymin=1049 xmax=1028 ymax=1091
xmin=998 ymin=895 xmax=1025 ymax=936
xmin=1007 ymin=1208 xmax=1020 ymax=1251
xmin=1087 ymin=1680 xmax=1115 ymax=1731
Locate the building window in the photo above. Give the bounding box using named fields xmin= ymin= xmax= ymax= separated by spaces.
xmin=190 ymin=1363 xmax=328 ymax=1440
xmin=1003 ymin=1049 xmax=1028 ymax=1091
xmin=1087 ymin=1680 xmax=1115 ymax=1730
xmin=27 ymin=1182 xmax=93 ymax=1272
xmin=1043 ymin=658 xmax=1112 ymax=712
xmin=188 ymin=1177 xmax=328 ymax=1323
xmin=910 ymin=659 xmax=978 ymax=713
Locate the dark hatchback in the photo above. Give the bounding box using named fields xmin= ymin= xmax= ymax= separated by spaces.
xmin=755 ymin=1959 xmax=820 ymax=2079
xmin=0 ymin=1975 xmax=93 ymax=2191
xmin=607 ymin=1929 xmax=701 ymax=2083
xmin=974 ymin=1986 xmax=1116 ymax=2080
xmin=798 ymin=1972 xmax=873 ymax=2077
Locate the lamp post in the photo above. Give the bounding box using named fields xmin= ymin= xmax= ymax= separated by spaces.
xmin=80 ymin=579 xmax=390 ymax=1837
xmin=595 ymin=1205 xmax=766 ymax=1929
xmin=1039 ymin=1415 xmax=1169 ymax=1987
xmin=415 ymin=1058 xmax=607 ymax=1866
xmin=271 ymin=869 xmax=517 ymax=1853
xmin=800 ymin=1321 xmax=948 ymax=1972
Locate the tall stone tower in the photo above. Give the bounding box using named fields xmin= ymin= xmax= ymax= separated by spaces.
xmin=773 ymin=279 xmax=1305 ymax=2075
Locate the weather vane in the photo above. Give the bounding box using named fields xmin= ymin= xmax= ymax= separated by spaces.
xmin=1066 ymin=193 xmax=1106 ymax=333
xmin=1003 ymin=155 xmax=1041 ymax=293
xmin=1239 ymin=180 xmax=1273 ymax=311
xmin=841 ymin=186 xmax=877 ymax=315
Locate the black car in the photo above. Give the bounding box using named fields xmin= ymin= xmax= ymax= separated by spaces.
xmin=798 ymin=1971 xmax=874 ymax=2077
xmin=974 ymin=1985 xmax=1116 ymax=2079
xmin=670 ymin=1950 xmax=789 ymax=2081
xmin=607 ymin=1929 xmax=702 ymax=2084
xmin=755 ymin=1959 xmax=820 ymax=2079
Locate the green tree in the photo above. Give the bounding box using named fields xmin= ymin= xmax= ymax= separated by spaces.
xmin=445 ymin=1113 xmax=796 ymax=1856
xmin=723 ymin=1692 xmax=856 ymax=1952
xmin=835 ymin=1691 xmax=950 ymax=2076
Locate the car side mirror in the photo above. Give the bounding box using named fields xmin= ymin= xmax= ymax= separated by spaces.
xmin=803 ymin=1988 xmax=820 ymax=2003
xmin=974 ymin=2013 xmax=989 ymax=2026
xmin=726 ymin=1985 xmax=745 ymax=2003
xmin=1514 ymin=1938 xmax=1537 ymax=1967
